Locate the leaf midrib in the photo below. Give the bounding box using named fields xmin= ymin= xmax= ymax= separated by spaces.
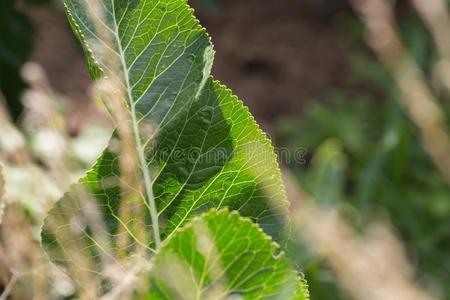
xmin=110 ymin=1 xmax=161 ymax=248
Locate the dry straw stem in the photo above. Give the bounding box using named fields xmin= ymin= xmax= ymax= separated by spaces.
xmin=43 ymin=186 xmax=151 ymax=299
xmin=0 ymin=40 xmax=137 ymax=300
xmin=0 ymin=86 xmax=71 ymax=298
xmin=1 ymin=65 xmax=83 ymax=216
xmin=352 ymin=0 xmax=450 ymax=183
xmin=45 ymin=190 xmax=110 ymax=298
xmin=411 ymin=0 xmax=450 ymax=94
xmin=21 ymin=63 xmax=74 ymax=190
xmin=84 ymin=0 xmax=160 ymax=249
xmin=100 ymin=256 xmax=150 ymax=300
xmin=285 ymin=170 xmax=436 ymax=300
xmin=0 ymin=205 xmax=50 ymax=300
xmin=0 ymin=2 xmax=156 ymax=296
xmin=0 ymin=94 xmax=31 ymax=165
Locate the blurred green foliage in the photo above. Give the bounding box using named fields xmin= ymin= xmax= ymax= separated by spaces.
xmin=276 ymin=12 xmax=450 ymax=300
xmin=0 ymin=0 xmax=51 ymax=120
xmin=0 ymin=0 xmax=33 ymax=119
xmin=191 ymin=0 xmax=220 ymax=13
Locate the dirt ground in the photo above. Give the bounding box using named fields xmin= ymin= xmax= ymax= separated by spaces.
xmin=22 ymin=0 xmax=361 ymax=127
xmin=194 ymin=0 xmax=357 ymax=122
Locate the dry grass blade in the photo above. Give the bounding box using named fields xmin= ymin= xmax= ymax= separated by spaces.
xmin=0 ymin=205 xmax=52 ymax=299
xmin=0 ymin=94 xmax=31 ymax=165
xmin=411 ymin=0 xmax=450 ymax=94
xmin=85 ymin=0 xmax=160 ymax=249
xmin=351 ymin=0 xmax=450 ymax=184
xmin=286 ymin=170 xmax=436 ymax=300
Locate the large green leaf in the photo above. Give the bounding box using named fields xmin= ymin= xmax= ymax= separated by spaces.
xmin=150 ymin=209 xmax=309 ymax=299
xmin=41 ymin=0 xmax=288 ymax=279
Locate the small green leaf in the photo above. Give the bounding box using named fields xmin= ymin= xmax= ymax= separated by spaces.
xmin=149 ymin=209 xmax=309 ymax=300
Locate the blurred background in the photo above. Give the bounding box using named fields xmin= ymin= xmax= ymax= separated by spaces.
xmin=1 ymin=0 xmax=450 ymax=299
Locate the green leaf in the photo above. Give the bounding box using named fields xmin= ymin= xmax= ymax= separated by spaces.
xmin=41 ymin=0 xmax=288 ymax=284
xmin=150 ymin=209 xmax=309 ymax=300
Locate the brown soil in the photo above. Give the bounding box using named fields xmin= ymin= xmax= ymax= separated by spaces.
xmin=194 ymin=0 xmax=356 ymax=122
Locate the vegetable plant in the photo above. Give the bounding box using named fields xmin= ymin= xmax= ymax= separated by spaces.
xmin=40 ymin=0 xmax=309 ymax=298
